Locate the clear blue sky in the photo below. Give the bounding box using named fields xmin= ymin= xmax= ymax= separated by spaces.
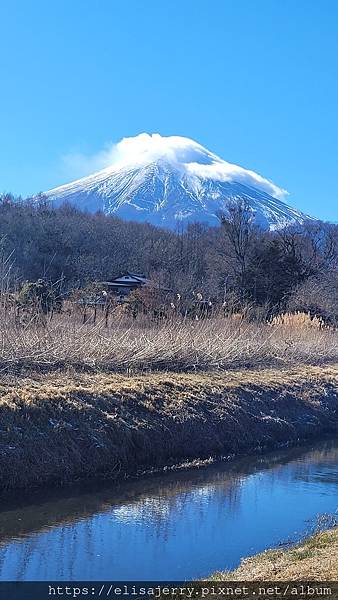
xmin=1 ymin=0 xmax=338 ymax=222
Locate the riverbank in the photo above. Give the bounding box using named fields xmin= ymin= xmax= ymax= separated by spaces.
xmin=212 ymin=527 xmax=338 ymax=580
xmin=1 ymin=364 xmax=338 ymax=493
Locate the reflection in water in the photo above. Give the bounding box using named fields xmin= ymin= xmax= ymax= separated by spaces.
xmin=0 ymin=439 xmax=337 ymax=580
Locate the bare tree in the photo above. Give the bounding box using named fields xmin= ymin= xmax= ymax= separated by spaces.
xmin=219 ymin=200 xmax=256 ymax=300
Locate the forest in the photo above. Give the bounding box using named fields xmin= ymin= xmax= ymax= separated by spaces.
xmin=0 ymin=192 xmax=337 ymax=321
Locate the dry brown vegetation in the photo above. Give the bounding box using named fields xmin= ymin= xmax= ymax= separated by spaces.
xmin=0 ymin=306 xmax=338 ymax=374
xmin=213 ymin=527 xmax=338 ymax=580
xmin=1 ymin=364 xmax=338 ymax=492
xmin=269 ymin=310 xmax=330 ymax=329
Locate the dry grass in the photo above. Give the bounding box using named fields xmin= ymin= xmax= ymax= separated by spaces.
xmin=1 ymin=300 xmax=338 ymax=493
xmin=0 ymin=308 xmax=337 ymax=374
xmin=1 ymin=364 xmax=338 ymax=492
xmin=270 ymin=311 xmax=329 ymax=330
xmin=213 ymin=527 xmax=338 ymax=580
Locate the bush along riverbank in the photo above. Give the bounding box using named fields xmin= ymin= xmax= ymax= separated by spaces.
xmin=1 ymin=364 xmax=338 ymax=493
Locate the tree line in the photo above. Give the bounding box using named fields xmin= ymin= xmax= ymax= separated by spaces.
xmin=0 ymin=193 xmax=337 ymax=321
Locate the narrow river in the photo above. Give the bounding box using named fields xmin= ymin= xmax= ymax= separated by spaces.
xmin=0 ymin=438 xmax=337 ymax=581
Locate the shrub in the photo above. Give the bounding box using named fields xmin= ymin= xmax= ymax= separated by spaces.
xmin=269 ymin=311 xmax=328 ymax=330
xmin=17 ymin=279 xmax=60 ymax=317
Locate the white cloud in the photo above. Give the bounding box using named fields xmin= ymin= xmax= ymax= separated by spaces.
xmin=186 ymin=162 xmax=288 ymax=199
xmin=60 ymin=144 xmax=119 ymax=180
xmin=61 ymin=133 xmax=288 ymax=200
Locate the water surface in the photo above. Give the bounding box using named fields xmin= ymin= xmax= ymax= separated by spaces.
xmin=0 ymin=438 xmax=337 ymax=580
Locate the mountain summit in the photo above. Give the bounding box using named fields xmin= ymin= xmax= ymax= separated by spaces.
xmin=46 ymin=134 xmax=312 ymax=230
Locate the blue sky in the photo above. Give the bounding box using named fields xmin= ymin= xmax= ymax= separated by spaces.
xmin=0 ymin=0 xmax=337 ymax=222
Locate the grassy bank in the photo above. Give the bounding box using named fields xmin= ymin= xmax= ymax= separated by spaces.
xmin=1 ymin=364 xmax=338 ymax=493
xmin=212 ymin=527 xmax=338 ymax=580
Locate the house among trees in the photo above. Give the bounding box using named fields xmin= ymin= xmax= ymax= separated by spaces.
xmin=100 ymin=272 xmax=149 ymax=300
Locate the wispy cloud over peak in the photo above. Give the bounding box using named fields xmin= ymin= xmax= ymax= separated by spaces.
xmin=61 ymin=133 xmax=288 ymax=199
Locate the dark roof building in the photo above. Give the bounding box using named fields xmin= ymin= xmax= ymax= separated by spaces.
xmin=100 ymin=272 xmax=149 ymax=298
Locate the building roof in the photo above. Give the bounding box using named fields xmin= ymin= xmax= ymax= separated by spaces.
xmin=99 ymin=272 xmax=171 ymax=293
xmin=100 ymin=281 xmax=140 ymax=288
xmin=100 ymin=272 xmax=148 ymax=287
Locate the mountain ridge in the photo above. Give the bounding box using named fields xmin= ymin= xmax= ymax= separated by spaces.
xmin=46 ymin=134 xmax=313 ymax=230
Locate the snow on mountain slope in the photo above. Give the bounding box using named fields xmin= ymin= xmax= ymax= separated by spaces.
xmin=46 ymin=134 xmax=313 ymax=230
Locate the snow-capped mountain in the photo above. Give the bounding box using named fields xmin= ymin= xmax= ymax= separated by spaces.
xmin=46 ymin=134 xmax=312 ymax=230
